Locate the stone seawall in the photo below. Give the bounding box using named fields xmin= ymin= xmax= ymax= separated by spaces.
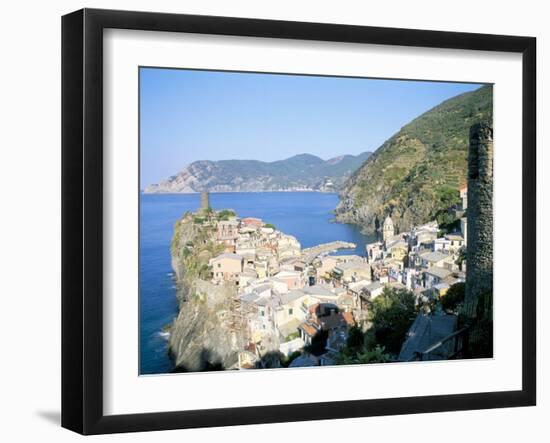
xmin=302 ymin=241 xmax=357 ymax=263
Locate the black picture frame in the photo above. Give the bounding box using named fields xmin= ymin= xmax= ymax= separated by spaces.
xmin=62 ymin=8 xmax=537 ymax=435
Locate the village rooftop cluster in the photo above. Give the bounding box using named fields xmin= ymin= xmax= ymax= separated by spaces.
xmin=185 ymin=187 xmax=468 ymax=368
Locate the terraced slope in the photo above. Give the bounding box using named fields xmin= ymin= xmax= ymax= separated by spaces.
xmin=335 ymin=85 xmax=493 ymax=233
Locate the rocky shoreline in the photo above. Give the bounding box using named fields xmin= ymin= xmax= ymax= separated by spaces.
xmin=168 ymin=214 xmax=246 ymax=371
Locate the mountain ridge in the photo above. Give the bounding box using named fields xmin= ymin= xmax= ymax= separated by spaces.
xmin=144 ymin=151 xmax=372 ymax=193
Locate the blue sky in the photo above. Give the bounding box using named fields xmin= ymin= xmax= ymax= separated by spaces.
xmin=140 ymin=68 xmax=483 ymax=188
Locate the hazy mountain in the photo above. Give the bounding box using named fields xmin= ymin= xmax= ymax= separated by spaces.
xmin=144 ymin=151 xmax=372 ymax=193
xmin=335 ymin=85 xmax=493 ymax=232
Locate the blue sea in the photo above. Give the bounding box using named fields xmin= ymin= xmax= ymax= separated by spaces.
xmin=139 ymin=192 xmax=377 ymax=375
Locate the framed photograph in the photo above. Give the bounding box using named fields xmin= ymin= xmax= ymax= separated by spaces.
xmin=62 ymin=8 xmax=536 ymax=435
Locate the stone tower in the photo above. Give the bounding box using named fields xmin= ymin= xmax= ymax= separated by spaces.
xmin=382 ymin=215 xmax=395 ymax=243
xmin=463 ymin=123 xmax=493 ymax=320
xmin=200 ymin=191 xmax=210 ymax=211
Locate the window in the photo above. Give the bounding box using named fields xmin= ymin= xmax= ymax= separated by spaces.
xmin=288 ymin=308 xmax=293 ymax=315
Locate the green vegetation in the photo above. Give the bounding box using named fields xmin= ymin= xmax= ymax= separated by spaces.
xmin=345 ymin=325 xmax=364 ymax=352
xmin=335 ymin=325 xmax=392 ymax=364
xmin=303 ymin=330 xmax=329 ymax=355
xmin=281 ymin=351 xmax=302 ymax=367
xmin=336 ymin=345 xmax=391 ymax=365
xmin=171 ymin=212 xmax=225 ymax=286
xmin=190 ymin=292 xmax=207 ymax=304
xmin=441 ymin=282 xmax=465 ymax=313
xmin=264 ymin=223 xmax=276 ymax=229
xmin=170 ymin=213 xmax=189 ymax=256
xmin=455 ymin=247 xmax=466 ymax=271
xmin=340 ymin=85 xmax=493 ymax=231
xmin=365 ymin=287 xmax=418 ymax=355
xmin=434 ymin=185 xmax=462 ymax=229
xmin=284 ymin=331 xmax=300 ymax=342
xmin=334 ymin=288 xmax=419 ymax=363
xmin=217 ymin=209 xmax=236 ymax=220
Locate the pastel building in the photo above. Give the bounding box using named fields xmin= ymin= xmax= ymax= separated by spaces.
xmin=209 ymin=253 xmax=244 ymax=284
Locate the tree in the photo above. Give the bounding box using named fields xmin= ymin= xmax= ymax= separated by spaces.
xmin=303 ymin=330 xmax=328 ymax=355
xmin=455 ymin=247 xmax=466 ymax=271
xmin=336 ymin=345 xmax=391 ymax=365
xmin=441 ymin=282 xmax=465 ymax=313
xmin=436 ymin=185 xmax=461 ymax=209
xmin=346 ymin=325 xmax=364 ymax=352
xmin=335 ymin=325 xmax=392 ymax=365
xmin=217 ymin=209 xmax=236 ymax=221
xmin=281 ymin=351 xmax=302 ymax=367
xmin=367 ymin=287 xmax=418 ymax=355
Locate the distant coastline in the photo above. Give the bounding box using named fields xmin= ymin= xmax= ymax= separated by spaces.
xmin=143 ymin=152 xmax=372 ymax=195
xmin=142 ymin=189 xmax=338 ymax=194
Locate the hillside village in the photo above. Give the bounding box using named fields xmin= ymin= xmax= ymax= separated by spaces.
xmin=171 ymin=185 xmax=470 ymax=370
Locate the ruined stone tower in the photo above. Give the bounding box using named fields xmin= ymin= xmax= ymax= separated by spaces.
xmin=200 ymin=191 xmax=210 ymax=211
xmin=463 ymin=123 xmax=493 ymax=320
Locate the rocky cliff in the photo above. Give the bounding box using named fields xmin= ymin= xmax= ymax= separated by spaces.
xmin=168 ymin=214 xmax=246 ymax=371
xmin=145 ymin=152 xmax=371 ymax=194
xmin=335 ymin=85 xmax=493 ymax=233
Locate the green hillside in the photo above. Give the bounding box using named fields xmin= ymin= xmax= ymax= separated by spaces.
xmin=145 ymin=151 xmax=372 ymax=193
xmin=335 ymin=85 xmax=493 ymax=232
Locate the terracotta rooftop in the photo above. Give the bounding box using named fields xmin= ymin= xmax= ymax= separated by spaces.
xmin=299 ymin=322 xmax=318 ymax=337
xmin=308 ymin=303 xmax=320 ymax=315
xmin=342 ymin=311 xmax=355 ymax=327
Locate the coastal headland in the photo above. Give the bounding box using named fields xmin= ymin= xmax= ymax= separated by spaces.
xmin=168 ymin=206 xmax=359 ymax=371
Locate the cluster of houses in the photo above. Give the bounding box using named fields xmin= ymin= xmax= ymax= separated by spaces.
xmin=201 ymin=188 xmax=468 ymax=368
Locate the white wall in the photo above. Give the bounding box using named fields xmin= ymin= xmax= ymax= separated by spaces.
xmin=0 ymin=0 xmax=547 ymax=441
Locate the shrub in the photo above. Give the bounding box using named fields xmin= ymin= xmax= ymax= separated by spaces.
xmin=336 ymin=345 xmax=391 ymax=365
xmin=284 ymin=332 xmax=300 ymax=342
xmin=368 ymin=287 xmax=418 ymax=355
xmin=441 ymin=282 xmax=465 ymax=313
xmin=217 ymin=209 xmax=236 ymax=221
xmin=281 ymin=351 xmax=302 ymax=367
xmin=345 ymin=325 xmax=364 ymax=352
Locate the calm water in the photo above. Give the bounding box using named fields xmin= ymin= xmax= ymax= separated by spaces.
xmin=139 ymin=192 xmax=377 ymax=374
